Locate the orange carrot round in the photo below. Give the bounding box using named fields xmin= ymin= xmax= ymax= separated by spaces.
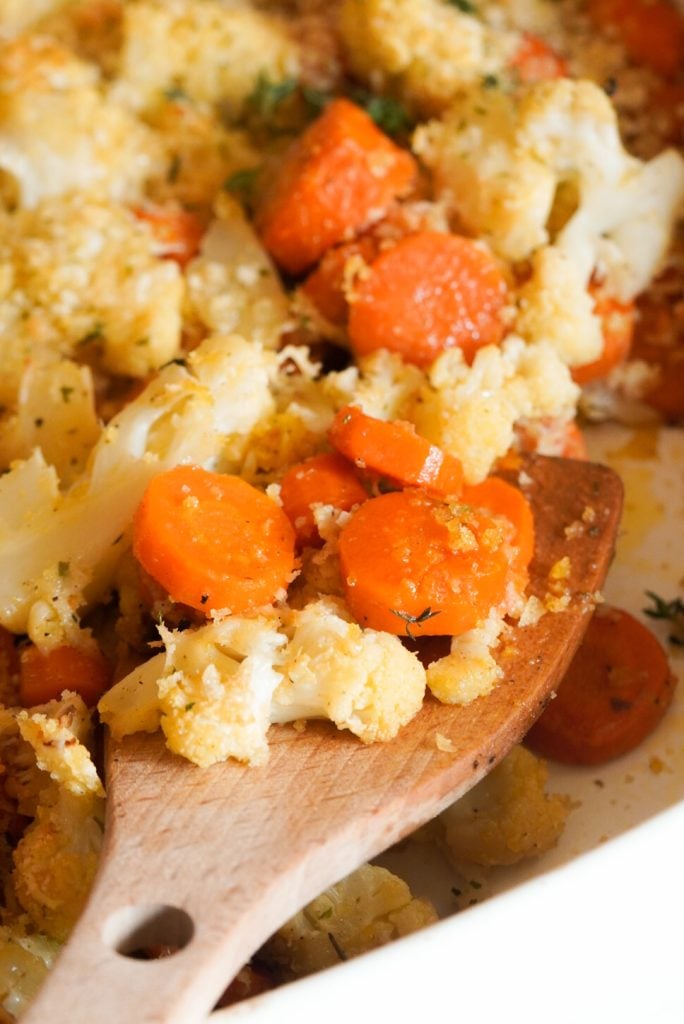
xmin=338 ymin=489 xmax=515 ymax=636
xmin=509 ymin=33 xmax=569 ymax=82
xmin=133 ymin=203 xmax=205 ymax=267
xmin=572 ymin=290 xmax=635 ymax=385
xmin=347 ymin=232 xmax=508 ymax=367
xmin=133 ymin=466 xmax=296 ymax=613
xmin=301 ymin=236 xmax=379 ymax=325
xmin=329 ymin=405 xmax=464 ymax=498
xmin=526 ymin=605 xmax=676 ymax=764
xmin=279 ymin=452 xmax=368 ymax=547
xmin=255 ymin=99 xmax=417 ymax=275
xmin=19 ymin=644 xmax=111 ymax=708
xmin=462 ymin=476 xmax=534 ymax=574
xmin=587 ymin=0 xmax=684 ymax=77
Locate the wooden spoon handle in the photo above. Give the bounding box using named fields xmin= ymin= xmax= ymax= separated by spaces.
xmin=22 ymin=457 xmax=623 ymax=1024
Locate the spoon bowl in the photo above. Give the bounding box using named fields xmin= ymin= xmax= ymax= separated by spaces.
xmin=23 ymin=455 xmax=623 ymax=1024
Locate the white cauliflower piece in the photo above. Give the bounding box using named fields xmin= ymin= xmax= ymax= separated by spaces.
xmin=157 ymin=617 xmax=286 ymax=768
xmin=426 ymin=614 xmax=505 ymax=705
xmin=411 ymin=336 xmax=579 ymax=482
xmin=0 ymin=358 xmax=100 ymax=482
xmin=98 ymin=652 xmax=165 ymax=740
xmin=0 ymin=928 xmax=60 ymax=1021
xmin=516 ymin=246 xmax=603 ymax=367
xmin=101 ymin=596 xmax=427 ymax=765
xmin=0 ymin=0 xmax=69 ymax=34
xmin=324 ymin=349 xmax=425 ymax=423
xmin=0 ymin=335 xmax=274 ymax=633
xmin=261 ymin=863 xmax=437 ymax=976
xmin=438 ymin=745 xmax=571 ymax=867
xmin=0 ymin=35 xmax=162 ymax=208
xmin=0 ymin=194 xmax=183 ymax=405
xmin=339 ymin=0 xmax=516 ymax=113
xmin=16 ymin=692 xmax=103 ymax=798
xmin=274 ymin=598 xmax=426 ymax=743
xmin=113 ymin=0 xmax=299 ymax=116
xmin=414 ymin=78 xmax=684 ymax=295
xmin=12 ymin=787 xmax=103 ymax=941
xmin=145 ymin=101 xmax=260 ymax=215
xmin=185 ymin=194 xmax=290 ymax=350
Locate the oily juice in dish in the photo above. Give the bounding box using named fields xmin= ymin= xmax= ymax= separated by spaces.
xmin=0 ymin=0 xmax=682 ymax=1015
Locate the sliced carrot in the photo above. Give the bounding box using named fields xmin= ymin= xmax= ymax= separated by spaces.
xmin=255 ymin=99 xmax=417 ymax=275
xmin=301 ymin=236 xmax=379 ymax=326
xmin=133 ymin=466 xmax=296 ymax=613
xmin=462 ymin=477 xmax=534 ymax=574
xmin=509 ymin=33 xmax=569 ymax=82
xmin=329 ymin=405 xmax=464 ymax=498
xmin=19 ymin=644 xmax=111 ymax=708
xmin=587 ymin=0 xmax=684 ymax=77
xmin=338 ymin=489 xmax=515 ymax=636
xmin=572 ymin=290 xmax=635 ymax=385
xmin=133 ymin=203 xmax=204 ymax=268
xmin=347 ymin=232 xmax=508 ymax=367
xmin=526 ymin=605 xmax=676 ymax=764
xmin=279 ymin=452 xmax=368 ymax=547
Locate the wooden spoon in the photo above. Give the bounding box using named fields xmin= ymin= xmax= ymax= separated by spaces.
xmin=23 ymin=455 xmax=622 ymax=1024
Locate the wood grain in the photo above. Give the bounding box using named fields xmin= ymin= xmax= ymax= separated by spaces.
xmin=23 ymin=455 xmax=622 ymax=1024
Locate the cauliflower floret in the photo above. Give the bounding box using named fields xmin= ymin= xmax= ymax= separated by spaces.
xmin=113 ymin=0 xmax=299 ymax=116
xmin=185 ymin=194 xmax=290 ymax=350
xmin=145 ymin=101 xmax=260 ymax=215
xmin=0 ymin=335 xmax=274 ymax=634
xmin=339 ymin=0 xmax=516 ymax=114
xmin=414 ymin=78 xmax=684 ymax=295
xmin=515 ymin=246 xmax=603 ymax=368
xmin=0 ymin=35 xmax=162 ymax=209
xmin=101 ymin=596 xmax=427 ymax=765
xmin=16 ymin=693 xmax=103 ymax=798
xmin=157 ymin=617 xmax=286 ymax=768
xmin=0 ymin=0 xmax=70 ymax=34
xmin=260 ymin=863 xmax=437 ymax=976
xmin=426 ymin=614 xmax=505 ymax=705
xmin=411 ymin=336 xmax=579 ymax=482
xmin=12 ymin=787 xmax=103 ymax=941
xmin=439 ymin=745 xmax=571 ymax=867
xmin=0 ymin=194 xmax=183 ymax=405
xmin=0 ymin=358 xmax=100 ymax=482
xmin=324 ymin=349 xmax=425 ymax=423
xmin=0 ymin=927 xmax=59 ymax=1021
xmin=274 ymin=598 xmax=426 ymax=743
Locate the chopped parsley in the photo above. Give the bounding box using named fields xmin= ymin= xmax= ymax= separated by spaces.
xmin=447 ymin=0 xmax=477 ymax=13
xmin=644 ymin=591 xmax=684 ymax=645
xmin=224 ymin=167 xmax=261 ymax=203
xmin=350 ymin=89 xmax=414 ymax=137
xmin=60 ymin=386 xmax=74 ymax=403
xmin=247 ymin=73 xmax=298 ymax=117
xmin=391 ymin=606 xmax=442 ymax=640
xmin=57 ymin=561 xmax=70 ymax=577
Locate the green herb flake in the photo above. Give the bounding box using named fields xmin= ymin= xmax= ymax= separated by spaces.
xmin=301 ymin=85 xmax=330 ymax=115
xmin=247 ymin=73 xmax=298 ymax=117
xmin=77 ymin=323 xmax=104 ymax=347
xmin=317 ymin=906 xmax=333 ymax=920
xmin=57 ymin=561 xmax=70 ymax=577
xmin=644 ymin=590 xmax=684 ymax=622
xmin=224 ymin=167 xmax=260 ymax=201
xmin=391 ymin=606 xmax=442 ymax=640
xmin=60 ymin=386 xmax=74 ymax=403
xmin=350 ymin=89 xmax=413 ymax=137
xmin=185 ymin=702 xmax=196 ymax=712
xmin=482 ymin=74 xmax=499 ymax=89
xmin=167 ymin=153 xmax=182 ymax=183
xmin=447 ymin=0 xmax=477 ymax=13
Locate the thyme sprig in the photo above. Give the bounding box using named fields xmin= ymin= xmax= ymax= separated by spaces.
xmin=391 ymin=606 xmax=442 ymax=641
